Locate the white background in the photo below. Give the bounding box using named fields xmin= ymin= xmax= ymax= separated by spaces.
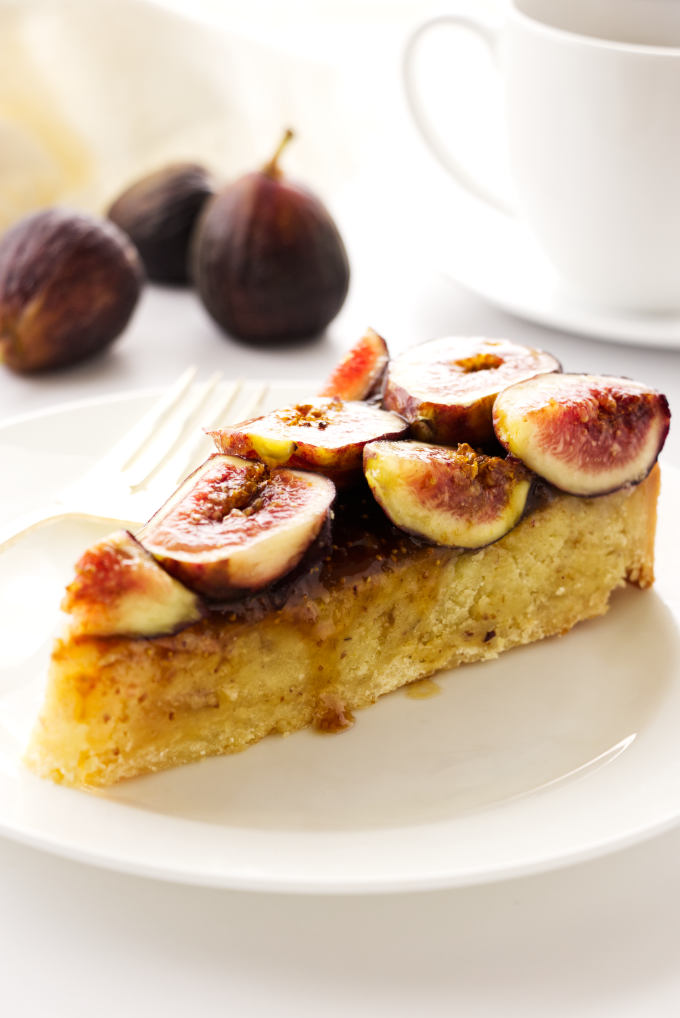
xmin=1 ymin=1 xmax=680 ymax=1015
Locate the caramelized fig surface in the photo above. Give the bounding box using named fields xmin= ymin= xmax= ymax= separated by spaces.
xmin=319 ymin=327 xmax=389 ymax=400
xmin=493 ymin=373 xmax=670 ymax=495
xmin=191 ymin=130 xmax=349 ymax=343
xmin=139 ymin=454 xmax=336 ymax=599
xmin=383 ymin=336 xmax=560 ymax=447
xmin=63 ymin=531 xmax=202 ymax=637
xmin=0 ymin=209 xmax=143 ymax=373
xmin=108 ymin=162 xmax=215 ymax=284
xmin=363 ymin=440 xmax=532 ymax=548
xmin=209 ymin=397 xmax=408 ymax=485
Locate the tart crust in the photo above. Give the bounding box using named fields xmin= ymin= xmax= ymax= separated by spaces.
xmin=26 ymin=465 xmax=659 ymax=788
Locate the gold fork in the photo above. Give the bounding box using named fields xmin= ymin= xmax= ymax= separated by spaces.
xmin=0 ymin=368 xmax=270 ymax=551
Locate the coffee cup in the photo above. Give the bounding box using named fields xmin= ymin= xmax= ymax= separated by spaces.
xmin=404 ymin=0 xmax=680 ymax=312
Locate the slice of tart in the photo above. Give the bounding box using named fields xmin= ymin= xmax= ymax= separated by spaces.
xmin=25 ymin=338 xmax=670 ymax=789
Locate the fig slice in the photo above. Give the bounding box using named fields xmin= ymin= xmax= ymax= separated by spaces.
xmin=382 ymin=336 xmax=561 ymax=447
xmin=492 ymin=373 xmax=671 ymax=496
xmin=363 ymin=440 xmax=532 ymax=549
xmin=138 ymin=454 xmax=336 ymax=599
xmin=318 ymin=327 xmax=389 ymax=400
xmin=209 ymin=397 xmax=408 ymax=485
xmin=62 ymin=531 xmax=202 ymax=638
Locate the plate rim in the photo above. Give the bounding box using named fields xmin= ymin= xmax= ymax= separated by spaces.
xmin=429 ymin=187 xmax=680 ymax=349
xmin=1 ymin=387 xmax=679 ymax=894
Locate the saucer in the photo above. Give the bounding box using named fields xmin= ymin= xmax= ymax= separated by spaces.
xmin=436 ymin=197 xmax=680 ymax=349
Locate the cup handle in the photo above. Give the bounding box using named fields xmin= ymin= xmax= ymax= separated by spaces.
xmin=403 ymin=13 xmax=514 ymax=216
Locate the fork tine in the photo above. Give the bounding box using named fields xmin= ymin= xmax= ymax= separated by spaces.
xmin=98 ymin=365 xmax=198 ymax=475
xmin=171 ymin=380 xmax=275 ymax=487
xmin=126 ymin=372 xmax=223 ymax=492
xmin=157 ymin=379 xmax=247 ymax=487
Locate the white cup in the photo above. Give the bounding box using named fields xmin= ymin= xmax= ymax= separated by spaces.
xmin=404 ymin=0 xmax=680 ymax=312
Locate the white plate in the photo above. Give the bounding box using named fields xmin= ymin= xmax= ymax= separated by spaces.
xmin=1 ymin=387 xmax=679 ymax=894
xmin=436 ymin=197 xmax=680 ymax=349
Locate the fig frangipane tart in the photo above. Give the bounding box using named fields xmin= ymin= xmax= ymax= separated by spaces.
xmin=26 ymin=336 xmax=670 ymax=789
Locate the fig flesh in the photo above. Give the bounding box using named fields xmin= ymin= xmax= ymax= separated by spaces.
xmin=0 ymin=208 xmax=143 ymax=373
xmin=107 ymin=162 xmax=215 ymax=284
xmin=209 ymin=397 xmax=408 ymax=485
xmin=191 ymin=129 xmax=350 ymax=343
xmin=363 ymin=440 xmax=532 ymax=549
xmin=492 ymin=373 xmax=670 ymax=496
xmin=382 ymin=336 xmax=560 ymax=447
xmin=139 ymin=454 xmax=336 ymax=599
xmin=63 ymin=531 xmax=202 ymax=638
xmin=318 ymin=327 xmax=389 ymax=400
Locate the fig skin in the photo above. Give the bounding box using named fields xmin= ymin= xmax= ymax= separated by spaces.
xmin=319 ymin=327 xmax=390 ymax=401
xmin=363 ymin=440 xmax=532 ymax=549
xmin=107 ymin=162 xmax=215 ymax=284
xmin=191 ymin=130 xmax=350 ymax=344
xmin=0 ymin=208 xmax=143 ymax=373
xmin=493 ymin=373 xmax=671 ymax=496
xmin=383 ymin=336 xmax=561 ymax=448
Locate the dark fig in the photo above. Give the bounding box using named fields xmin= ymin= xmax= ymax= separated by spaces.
xmin=107 ymin=162 xmax=215 ymax=284
xmin=318 ymin=327 xmax=389 ymax=400
xmin=191 ymin=129 xmax=350 ymax=343
xmin=493 ymin=373 xmax=671 ymax=496
xmin=0 ymin=208 xmax=143 ymax=373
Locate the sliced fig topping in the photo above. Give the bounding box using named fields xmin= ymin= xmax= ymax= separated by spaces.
xmin=318 ymin=327 xmax=389 ymax=400
xmin=382 ymin=336 xmax=560 ymax=447
xmin=209 ymin=397 xmax=408 ymax=485
xmin=63 ymin=531 xmax=202 ymax=637
xmin=492 ymin=373 xmax=670 ymax=496
xmin=138 ymin=454 xmax=336 ymax=599
xmin=363 ymin=440 xmax=532 ymax=549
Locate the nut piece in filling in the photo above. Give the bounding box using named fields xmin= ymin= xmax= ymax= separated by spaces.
xmin=139 ymin=453 xmax=336 ymax=599
xmin=493 ymin=373 xmax=671 ymax=496
xmin=209 ymin=397 xmax=408 ymax=485
xmin=382 ymin=336 xmax=560 ymax=447
xmin=363 ymin=440 xmax=532 ymax=548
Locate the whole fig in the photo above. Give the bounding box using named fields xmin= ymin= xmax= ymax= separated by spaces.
xmin=0 ymin=208 xmax=143 ymax=373
xmin=108 ymin=162 xmax=215 ymax=284
xmin=191 ymin=130 xmax=350 ymax=344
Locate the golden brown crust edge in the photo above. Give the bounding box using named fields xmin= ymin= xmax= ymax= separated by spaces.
xmin=25 ymin=466 xmax=661 ymax=788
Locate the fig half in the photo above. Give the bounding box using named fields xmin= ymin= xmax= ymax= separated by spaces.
xmin=63 ymin=531 xmax=202 ymax=638
xmin=209 ymin=397 xmax=408 ymax=485
xmin=139 ymin=454 xmax=336 ymax=599
xmin=493 ymin=373 xmax=671 ymax=495
xmin=382 ymin=336 xmax=560 ymax=447
xmin=363 ymin=440 xmax=532 ymax=548
xmin=318 ymin=327 xmax=389 ymax=400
